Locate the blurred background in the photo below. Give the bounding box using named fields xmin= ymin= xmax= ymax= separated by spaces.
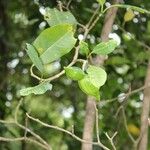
xmin=0 ymin=0 xmax=150 ymax=149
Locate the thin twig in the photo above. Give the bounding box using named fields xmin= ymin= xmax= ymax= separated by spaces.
xmin=30 ymin=45 xmax=80 ymax=82
xmin=66 ymin=0 xmax=72 ymax=10
xmin=99 ymin=84 xmax=150 ymax=107
xmin=105 ymin=132 xmax=118 ymax=150
xmin=94 ymin=104 xmax=100 ymax=143
xmin=0 ymin=100 xmax=51 ymax=150
xmin=26 ymin=113 xmax=110 ymax=150
xmin=121 ymin=106 xmax=136 ymax=143
xmin=86 ymin=6 xmax=100 ymax=29
xmin=14 ymin=100 xmax=50 ymax=149
xmin=0 ymin=136 xmax=48 ymax=150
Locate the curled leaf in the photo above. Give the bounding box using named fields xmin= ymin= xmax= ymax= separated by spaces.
xmin=20 ymin=82 xmax=52 ymax=96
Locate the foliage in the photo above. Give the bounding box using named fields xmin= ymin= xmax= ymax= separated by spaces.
xmin=0 ymin=0 xmax=150 ymax=150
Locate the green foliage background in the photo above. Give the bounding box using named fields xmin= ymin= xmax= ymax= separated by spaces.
xmin=0 ymin=0 xmax=150 ymax=150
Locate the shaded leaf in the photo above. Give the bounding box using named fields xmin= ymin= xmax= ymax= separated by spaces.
xmin=92 ymin=40 xmax=118 ymax=55
xmin=33 ymin=24 xmax=77 ymax=64
xmin=20 ymin=82 xmax=52 ymax=96
xmin=26 ymin=43 xmax=44 ymax=73
xmin=106 ymin=56 xmax=130 ymax=65
xmin=79 ymin=41 xmax=89 ymax=56
xmin=78 ymin=76 xmax=100 ymax=100
xmin=44 ymin=8 xmax=77 ymax=27
xmin=64 ymin=67 xmax=85 ymax=81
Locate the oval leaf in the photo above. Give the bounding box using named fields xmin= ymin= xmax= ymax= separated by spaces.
xmin=124 ymin=9 xmax=135 ymax=22
xmin=20 ymin=82 xmax=52 ymax=96
xmin=26 ymin=43 xmax=44 ymax=73
xmin=92 ymin=40 xmax=118 ymax=55
xmin=87 ymin=65 xmax=107 ymax=88
xmin=78 ymin=77 xmax=100 ymax=100
xmin=33 ymin=24 xmax=77 ymax=64
xmin=79 ymin=41 xmax=89 ymax=56
xmin=64 ymin=67 xmax=85 ymax=81
xmin=44 ymin=8 xmax=77 ymax=27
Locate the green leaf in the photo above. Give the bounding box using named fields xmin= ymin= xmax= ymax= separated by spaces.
xmin=92 ymin=40 xmax=118 ymax=55
xmin=43 ymin=62 xmax=61 ymax=76
xmin=44 ymin=8 xmax=77 ymax=27
xmin=79 ymin=41 xmax=89 ymax=56
xmin=124 ymin=9 xmax=135 ymax=22
xmin=64 ymin=67 xmax=85 ymax=81
xmin=33 ymin=24 xmax=77 ymax=64
xmin=87 ymin=65 xmax=107 ymax=88
xmin=26 ymin=43 xmax=44 ymax=73
xmin=77 ymin=65 xmax=107 ymax=100
xmin=20 ymin=82 xmax=52 ymax=96
xmin=108 ymin=4 xmax=150 ymax=14
xmin=97 ymin=0 xmax=106 ymax=6
xmin=78 ymin=77 xmax=100 ymax=100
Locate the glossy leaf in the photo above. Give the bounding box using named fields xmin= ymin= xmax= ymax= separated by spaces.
xmin=44 ymin=8 xmax=77 ymax=27
xmin=33 ymin=24 xmax=77 ymax=64
xmin=124 ymin=9 xmax=135 ymax=22
xmin=26 ymin=43 xmax=44 ymax=73
xmin=64 ymin=67 xmax=85 ymax=81
xmin=20 ymin=82 xmax=52 ymax=96
xmin=92 ymin=40 xmax=118 ymax=55
xmin=87 ymin=65 xmax=107 ymax=88
xmin=78 ymin=77 xmax=100 ymax=100
xmin=79 ymin=41 xmax=89 ymax=56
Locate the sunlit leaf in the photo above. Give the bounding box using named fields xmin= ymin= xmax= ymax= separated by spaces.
xmin=127 ymin=124 xmax=140 ymax=136
xmin=26 ymin=43 xmax=44 ymax=73
xmin=87 ymin=65 xmax=107 ymax=88
xmin=20 ymin=82 xmax=52 ymax=96
xmin=44 ymin=8 xmax=77 ymax=27
xmin=33 ymin=24 xmax=77 ymax=64
xmin=64 ymin=66 xmax=85 ymax=81
xmin=79 ymin=41 xmax=89 ymax=56
xmin=92 ymin=40 xmax=118 ymax=55
xmin=124 ymin=9 xmax=135 ymax=22
xmin=78 ymin=76 xmax=100 ymax=100
xmin=97 ymin=0 xmax=106 ymax=6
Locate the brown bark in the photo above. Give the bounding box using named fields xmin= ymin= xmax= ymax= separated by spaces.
xmin=138 ymin=60 xmax=150 ymax=150
xmin=81 ymin=1 xmax=121 ymax=150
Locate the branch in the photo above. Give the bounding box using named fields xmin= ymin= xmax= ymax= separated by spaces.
xmin=99 ymin=84 xmax=150 ymax=107
xmin=0 ymin=100 xmax=51 ymax=150
xmin=105 ymin=132 xmax=118 ymax=150
xmin=26 ymin=113 xmax=110 ymax=150
xmin=0 ymin=136 xmax=48 ymax=150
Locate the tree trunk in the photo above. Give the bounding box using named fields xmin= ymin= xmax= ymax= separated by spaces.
xmin=81 ymin=1 xmax=121 ymax=150
xmin=138 ymin=60 xmax=150 ymax=150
